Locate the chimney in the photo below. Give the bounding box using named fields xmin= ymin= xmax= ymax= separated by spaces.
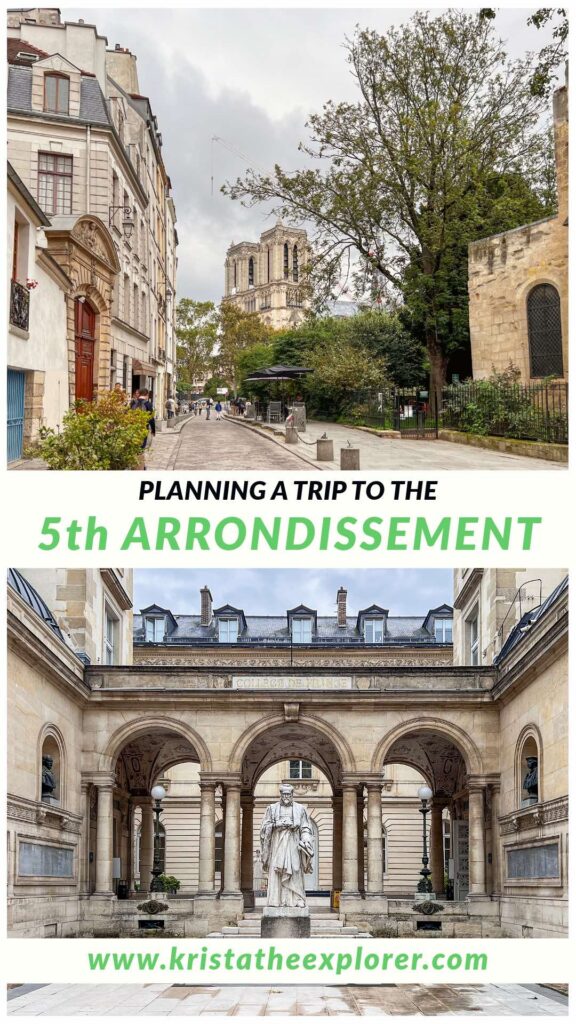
xmin=337 ymin=587 xmax=347 ymax=628
xmin=200 ymin=586 xmax=213 ymax=626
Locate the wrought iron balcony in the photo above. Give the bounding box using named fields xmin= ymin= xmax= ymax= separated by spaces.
xmin=10 ymin=280 xmax=30 ymax=332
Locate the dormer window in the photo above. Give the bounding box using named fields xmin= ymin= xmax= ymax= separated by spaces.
xmin=292 ymin=618 xmax=312 ymax=643
xmin=218 ymin=618 xmax=238 ymax=643
xmin=44 ymin=73 xmax=69 ymax=114
xmin=434 ymin=618 xmax=453 ymax=642
xmin=364 ymin=618 xmax=385 ymax=643
xmin=145 ymin=617 xmax=165 ymax=642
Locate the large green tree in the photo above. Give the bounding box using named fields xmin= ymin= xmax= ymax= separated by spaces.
xmin=224 ymin=10 xmax=546 ymax=407
xmin=175 ymin=299 xmax=218 ymax=393
xmin=216 ymin=302 xmax=272 ymax=392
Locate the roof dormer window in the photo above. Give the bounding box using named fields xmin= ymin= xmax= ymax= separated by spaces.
xmin=44 ymin=73 xmax=69 ymax=114
xmin=364 ymin=618 xmax=385 ymax=643
xmin=434 ymin=617 xmax=453 ymax=643
xmin=145 ymin=616 xmax=165 ymax=642
xmin=292 ymin=617 xmax=312 ymax=644
xmin=218 ymin=618 xmax=239 ymax=643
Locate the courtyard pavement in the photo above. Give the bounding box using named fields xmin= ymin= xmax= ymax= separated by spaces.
xmin=6 ymin=982 xmax=568 ymax=1016
xmin=143 ymin=415 xmax=565 ymax=472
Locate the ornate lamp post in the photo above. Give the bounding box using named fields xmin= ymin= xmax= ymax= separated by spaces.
xmin=109 ymin=204 xmax=135 ymax=241
xmin=150 ymin=784 xmax=166 ymax=892
xmin=415 ymin=784 xmax=434 ymax=900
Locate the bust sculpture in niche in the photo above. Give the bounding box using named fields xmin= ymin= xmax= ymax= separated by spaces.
xmin=41 ymin=755 xmax=56 ymax=800
xmin=523 ymin=756 xmax=538 ymax=803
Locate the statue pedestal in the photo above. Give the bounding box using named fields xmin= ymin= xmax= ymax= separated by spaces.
xmin=261 ymin=907 xmax=310 ymax=938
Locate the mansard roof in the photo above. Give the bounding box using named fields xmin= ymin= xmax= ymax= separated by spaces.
xmin=7 ymin=62 xmax=110 ymax=125
xmin=133 ymin=603 xmax=454 ymax=647
xmin=8 ymin=568 xmax=65 ymax=642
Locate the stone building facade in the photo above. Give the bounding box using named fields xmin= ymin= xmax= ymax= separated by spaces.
xmin=224 ymin=223 xmax=309 ymax=328
xmin=7 ymin=161 xmax=71 ymax=459
xmin=6 ymin=8 xmax=178 ymax=439
xmin=7 ymin=571 xmax=567 ymax=940
xmin=468 ymin=84 xmax=568 ymax=383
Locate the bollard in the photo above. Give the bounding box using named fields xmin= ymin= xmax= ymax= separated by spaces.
xmin=285 ymin=426 xmax=299 ymax=445
xmin=316 ymin=438 xmax=334 ymax=461
xmin=340 ymin=446 xmax=360 ymax=470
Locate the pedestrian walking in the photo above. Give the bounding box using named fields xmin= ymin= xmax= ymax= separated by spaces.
xmin=137 ymin=388 xmax=156 ymax=448
xmin=215 ymin=400 xmax=223 ymax=420
xmin=130 ymin=389 xmax=140 ymax=410
xmin=205 ymin=399 xmax=212 ymax=420
xmin=166 ymin=395 xmax=176 ymax=420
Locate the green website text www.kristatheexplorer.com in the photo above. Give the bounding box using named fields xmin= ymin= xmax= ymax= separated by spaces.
xmin=87 ymin=946 xmax=488 ymax=977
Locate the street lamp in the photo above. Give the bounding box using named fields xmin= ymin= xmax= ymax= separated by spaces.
xmin=150 ymin=784 xmax=166 ymax=892
xmin=416 ymin=784 xmax=434 ymax=900
xmin=109 ymin=204 xmax=135 ymax=241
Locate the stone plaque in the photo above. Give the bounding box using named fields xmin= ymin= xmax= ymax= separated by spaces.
xmin=507 ymin=842 xmax=559 ymax=879
xmin=234 ymin=675 xmax=352 ymax=689
xmin=19 ymin=841 xmax=74 ymax=878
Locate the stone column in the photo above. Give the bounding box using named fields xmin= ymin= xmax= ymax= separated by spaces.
xmin=342 ymin=785 xmax=359 ymax=895
xmin=222 ymin=782 xmax=241 ymax=897
xmin=128 ymin=800 xmax=138 ymax=895
xmin=331 ymin=793 xmax=343 ymax=896
xmin=198 ymin=780 xmax=216 ymax=895
xmin=79 ymin=781 xmax=91 ymax=897
xmin=139 ymin=799 xmax=154 ymax=894
xmin=430 ymin=801 xmax=445 ymax=897
xmin=357 ymin=789 xmax=366 ymax=893
xmin=240 ymin=794 xmax=255 ymax=909
xmin=468 ymin=785 xmax=487 ymax=897
xmin=94 ymin=777 xmax=115 ymax=896
xmin=490 ymin=783 xmax=502 ymax=897
xmin=219 ymin=791 xmax=226 ymax=893
xmin=366 ymin=783 xmax=384 ymax=894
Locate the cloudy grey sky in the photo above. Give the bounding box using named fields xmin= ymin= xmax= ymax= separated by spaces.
xmin=67 ymin=7 xmax=552 ymax=302
xmin=134 ymin=568 xmax=452 ymax=616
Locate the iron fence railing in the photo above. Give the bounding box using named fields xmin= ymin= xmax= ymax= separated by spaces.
xmin=9 ymin=279 xmax=30 ymax=331
xmin=441 ymin=380 xmax=568 ymax=445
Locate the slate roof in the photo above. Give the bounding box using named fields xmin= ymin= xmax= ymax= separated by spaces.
xmin=7 ymin=64 xmax=110 ymax=126
xmin=133 ymin=608 xmax=452 ymax=646
xmin=494 ymin=576 xmax=568 ymax=665
xmin=8 ymin=568 xmax=65 ymax=642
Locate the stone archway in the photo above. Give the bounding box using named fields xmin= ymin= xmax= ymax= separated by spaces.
xmin=87 ymin=723 xmax=203 ymax=899
xmin=236 ymin=720 xmax=346 ymax=911
xmin=373 ymin=721 xmax=493 ymax=902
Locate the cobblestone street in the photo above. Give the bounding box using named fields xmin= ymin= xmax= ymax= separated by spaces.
xmin=7 ymin=983 xmax=568 ymax=1016
xmin=143 ymin=415 xmax=565 ymax=472
xmin=144 ymin=416 xmax=315 ymax=472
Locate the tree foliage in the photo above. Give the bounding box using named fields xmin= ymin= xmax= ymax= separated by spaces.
xmin=176 ymin=299 xmax=218 ymax=393
xmin=223 ymin=10 xmax=547 ymax=406
xmin=216 ymin=301 xmax=273 ymax=390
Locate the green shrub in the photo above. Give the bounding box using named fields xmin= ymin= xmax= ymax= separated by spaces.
xmin=27 ymin=391 xmax=150 ymax=470
xmin=158 ymin=874 xmax=181 ymax=893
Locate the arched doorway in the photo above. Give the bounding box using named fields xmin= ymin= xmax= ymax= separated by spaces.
xmin=379 ymin=725 xmax=482 ymax=901
xmin=74 ymin=297 xmax=97 ymax=401
xmin=89 ymin=725 xmax=203 ymax=898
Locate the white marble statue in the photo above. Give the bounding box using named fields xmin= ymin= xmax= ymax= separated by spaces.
xmin=260 ymin=784 xmax=314 ymax=907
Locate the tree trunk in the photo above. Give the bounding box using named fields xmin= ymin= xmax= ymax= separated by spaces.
xmin=427 ymin=334 xmax=449 ymax=417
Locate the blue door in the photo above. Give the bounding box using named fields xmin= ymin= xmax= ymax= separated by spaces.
xmin=7 ymin=369 xmax=25 ymax=462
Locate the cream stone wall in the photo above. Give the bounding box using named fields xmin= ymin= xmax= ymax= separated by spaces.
xmin=17 ymin=568 xmax=133 ymax=665
xmin=8 ymin=177 xmax=70 ymax=444
xmin=468 ymin=86 xmax=568 ymax=383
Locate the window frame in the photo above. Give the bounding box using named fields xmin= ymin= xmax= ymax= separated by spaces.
xmin=145 ymin=616 xmax=165 ymax=643
xmin=434 ymin=618 xmax=453 ymax=643
xmin=43 ymin=72 xmax=70 ymax=114
xmin=527 ymin=283 xmax=563 ymax=378
xmin=364 ymin=617 xmax=385 ymax=644
xmin=289 ymin=759 xmax=312 ymax=780
xmin=104 ymin=604 xmax=120 ymax=665
xmin=291 ymin=617 xmax=312 ymax=644
xmin=218 ymin=617 xmax=239 ymax=643
xmin=37 ymin=152 xmax=73 ymax=215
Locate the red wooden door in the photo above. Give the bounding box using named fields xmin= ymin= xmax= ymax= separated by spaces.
xmin=74 ymin=298 xmax=96 ymax=401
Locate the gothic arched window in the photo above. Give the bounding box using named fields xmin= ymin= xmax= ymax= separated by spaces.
xmin=527 ymin=284 xmax=563 ymax=378
xmin=248 ymin=256 xmax=255 ymax=286
xmin=283 ymin=243 xmax=289 ymax=279
xmin=293 ymin=245 xmax=299 ymax=282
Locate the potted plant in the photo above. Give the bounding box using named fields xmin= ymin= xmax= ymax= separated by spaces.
xmin=158 ymin=874 xmax=181 ymax=895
